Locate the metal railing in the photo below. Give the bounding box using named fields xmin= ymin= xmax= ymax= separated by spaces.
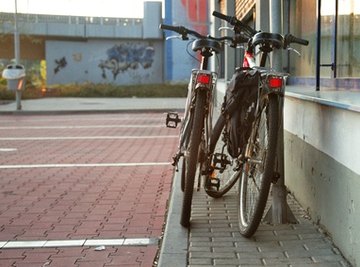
xmin=0 ymin=12 xmax=142 ymax=26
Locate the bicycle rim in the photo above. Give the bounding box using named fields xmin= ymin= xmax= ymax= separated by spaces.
xmin=238 ymin=95 xmax=279 ymax=237
xmin=204 ymin=115 xmax=240 ymax=198
xmin=180 ymin=90 xmax=206 ymax=227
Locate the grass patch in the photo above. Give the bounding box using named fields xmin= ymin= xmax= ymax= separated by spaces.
xmin=0 ymin=82 xmax=188 ymax=100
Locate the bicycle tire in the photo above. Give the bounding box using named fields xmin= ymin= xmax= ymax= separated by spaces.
xmin=204 ymin=115 xmax=240 ymax=198
xmin=238 ymin=94 xmax=279 ymax=237
xmin=180 ymin=90 xmax=206 ymax=227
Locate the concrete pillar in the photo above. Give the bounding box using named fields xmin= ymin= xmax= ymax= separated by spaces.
xmin=224 ymin=0 xmax=236 ymax=81
xmin=256 ymin=0 xmax=270 ymax=32
xmin=143 ymin=2 xmax=162 ymax=39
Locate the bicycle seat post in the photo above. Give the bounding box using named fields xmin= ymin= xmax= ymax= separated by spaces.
xmin=191 ymin=39 xmax=221 ymax=71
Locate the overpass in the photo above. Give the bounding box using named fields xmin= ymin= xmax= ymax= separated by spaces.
xmin=0 ymin=8 xmax=161 ymax=39
xmin=0 ymin=2 xmax=164 ymax=85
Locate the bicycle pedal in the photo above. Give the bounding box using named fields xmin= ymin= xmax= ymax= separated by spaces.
xmin=209 ymin=177 xmax=220 ymax=191
xmin=166 ymin=112 xmax=181 ymax=128
xmin=213 ymin=153 xmax=230 ymax=171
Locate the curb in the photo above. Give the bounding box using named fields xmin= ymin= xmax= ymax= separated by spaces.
xmin=158 ymin=160 xmax=188 ymax=267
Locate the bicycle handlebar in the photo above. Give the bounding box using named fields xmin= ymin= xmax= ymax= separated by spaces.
xmin=284 ymin=34 xmax=309 ymax=46
xmin=212 ymin=11 xmax=309 ymax=49
xmin=160 ymin=23 xmax=248 ymax=47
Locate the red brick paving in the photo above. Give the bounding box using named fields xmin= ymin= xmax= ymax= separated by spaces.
xmin=0 ymin=113 xmax=178 ymax=266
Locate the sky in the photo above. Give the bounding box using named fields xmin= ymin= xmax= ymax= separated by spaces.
xmin=0 ymin=0 xmax=164 ymax=18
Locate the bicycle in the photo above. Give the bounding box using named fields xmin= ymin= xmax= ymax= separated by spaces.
xmin=204 ymin=11 xmax=309 ymax=237
xmin=160 ymin=24 xmax=245 ymax=227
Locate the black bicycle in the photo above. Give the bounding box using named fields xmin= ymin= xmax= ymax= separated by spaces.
xmin=160 ymin=23 xmax=247 ymax=227
xmin=205 ymin=11 xmax=309 ymax=237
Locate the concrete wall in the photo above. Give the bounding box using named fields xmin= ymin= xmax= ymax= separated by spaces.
xmin=1 ymin=2 xmax=163 ymax=85
xmin=284 ymin=94 xmax=360 ymax=266
xmin=46 ymin=39 xmax=163 ymax=85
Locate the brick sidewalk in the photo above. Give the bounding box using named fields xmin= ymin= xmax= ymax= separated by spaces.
xmin=159 ymin=168 xmax=352 ymax=267
xmin=0 ymin=113 xmax=178 ymax=266
xmin=188 ymin=190 xmax=350 ymax=267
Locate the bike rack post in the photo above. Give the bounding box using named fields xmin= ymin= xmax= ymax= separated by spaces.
xmin=263 ymin=97 xmax=297 ymax=224
xmin=263 ymin=0 xmax=297 ymax=224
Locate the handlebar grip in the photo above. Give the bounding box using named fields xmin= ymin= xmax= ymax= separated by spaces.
xmin=286 ymin=34 xmax=309 ymax=46
xmin=159 ymin=24 xmax=182 ymax=33
xmin=212 ymin=11 xmax=257 ymax=37
xmin=212 ymin=11 xmax=231 ymax=22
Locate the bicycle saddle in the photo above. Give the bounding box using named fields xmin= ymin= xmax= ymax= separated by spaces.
xmin=192 ymin=39 xmax=221 ymax=53
xmin=252 ymin=32 xmax=284 ymax=49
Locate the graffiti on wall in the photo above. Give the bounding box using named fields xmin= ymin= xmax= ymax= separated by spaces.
xmin=54 ymin=57 xmax=67 ymax=74
xmin=98 ymin=43 xmax=155 ymax=80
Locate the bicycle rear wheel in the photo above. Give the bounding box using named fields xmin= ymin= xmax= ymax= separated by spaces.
xmin=180 ymin=90 xmax=206 ymax=227
xmin=238 ymin=94 xmax=279 ymax=237
xmin=204 ymin=114 xmax=240 ymax=198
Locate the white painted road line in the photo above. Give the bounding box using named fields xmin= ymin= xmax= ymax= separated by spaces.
xmin=0 ymin=162 xmax=171 ymax=169
xmin=0 ymin=125 xmax=163 ymax=130
xmin=0 ymin=135 xmax=178 ymax=141
xmin=0 ymin=238 xmax=158 ymax=249
xmin=0 ymin=148 xmax=18 ymax=152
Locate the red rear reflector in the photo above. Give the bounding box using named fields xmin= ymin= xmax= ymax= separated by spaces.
xmin=268 ymin=77 xmax=283 ymax=88
xmin=197 ymin=73 xmax=211 ymax=84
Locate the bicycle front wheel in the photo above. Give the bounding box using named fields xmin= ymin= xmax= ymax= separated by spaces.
xmin=238 ymin=94 xmax=279 ymax=237
xmin=204 ymin=115 xmax=240 ymax=198
xmin=180 ymin=90 xmax=206 ymax=227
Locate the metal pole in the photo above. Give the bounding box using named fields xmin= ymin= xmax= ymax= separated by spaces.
xmin=224 ymin=0 xmax=236 ymax=81
xmin=14 ymin=0 xmax=22 ymax=110
xmin=263 ymin=0 xmax=297 ymax=225
xmin=269 ymin=0 xmax=282 ymax=71
xmin=316 ymin=0 xmax=321 ymax=91
xmin=333 ymin=0 xmax=338 ymax=78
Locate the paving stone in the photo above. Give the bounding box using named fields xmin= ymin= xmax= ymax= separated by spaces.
xmin=190 ymin=251 xmax=237 ymax=259
xmin=0 ymin=112 xmax=177 ymax=267
xmin=187 ymin=187 xmax=351 ymax=267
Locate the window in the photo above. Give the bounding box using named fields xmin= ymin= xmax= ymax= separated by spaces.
xmin=290 ymin=0 xmax=360 ymax=81
xmin=337 ymin=0 xmax=360 ymax=78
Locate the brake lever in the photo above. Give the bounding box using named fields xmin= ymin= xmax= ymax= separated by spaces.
xmin=287 ymin=47 xmax=301 ymax=57
xmin=166 ymin=35 xmax=181 ymax=41
xmin=166 ymin=35 xmax=191 ymax=41
xmin=218 ymin=26 xmax=234 ymax=32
